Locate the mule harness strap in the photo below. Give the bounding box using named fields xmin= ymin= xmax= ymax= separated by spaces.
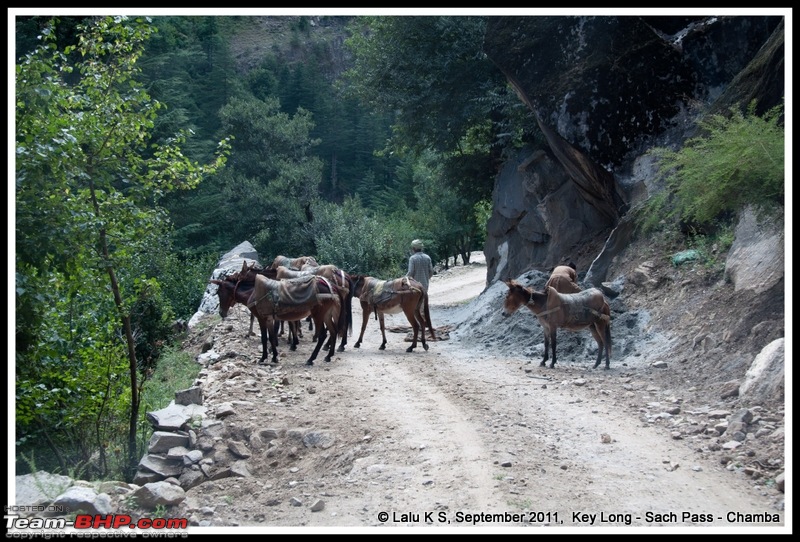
xmin=247 ymin=290 xmax=276 ymax=311
xmin=535 ymin=306 xmax=561 ymax=317
xmin=526 ymin=290 xmax=560 ymax=318
xmin=527 ymin=291 xmax=554 ymax=315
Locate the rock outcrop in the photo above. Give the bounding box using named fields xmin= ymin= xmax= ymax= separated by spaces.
xmin=482 ymin=15 xmax=784 ymax=282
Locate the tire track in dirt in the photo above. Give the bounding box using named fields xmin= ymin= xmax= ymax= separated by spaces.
xmin=332 ymin=300 xmax=506 ymax=522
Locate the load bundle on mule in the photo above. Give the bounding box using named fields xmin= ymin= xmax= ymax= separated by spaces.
xmin=350 ymin=274 xmax=435 ymax=353
xmin=501 ymin=277 xmax=612 ymax=369
xmin=545 ymin=263 xmax=581 ymax=294
xmin=269 ymin=255 xmax=319 ymax=271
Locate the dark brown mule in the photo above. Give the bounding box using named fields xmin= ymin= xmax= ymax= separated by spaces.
xmin=350 ymin=275 xmax=434 ymax=352
xmin=536 ymin=264 xmax=583 ymax=360
xmin=251 ymin=264 xmax=352 ymax=352
xmin=231 ymin=263 xmax=304 ymax=343
xmin=211 ymin=273 xmax=341 ymax=366
xmin=502 ymin=280 xmax=612 ymax=369
xmin=274 ymin=264 xmax=354 ymax=348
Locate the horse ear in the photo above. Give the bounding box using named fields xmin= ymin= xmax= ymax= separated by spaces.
xmin=504 ymin=280 xmax=513 ymax=288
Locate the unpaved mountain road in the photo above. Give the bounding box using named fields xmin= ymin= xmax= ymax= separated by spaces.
xmin=182 ymin=253 xmax=787 ymax=533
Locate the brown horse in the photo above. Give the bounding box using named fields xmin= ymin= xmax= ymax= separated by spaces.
xmin=537 ymin=264 xmax=584 ymax=358
xmin=350 ymin=275 xmax=434 ymax=353
xmin=211 ymin=273 xmax=341 ymax=366
xmin=274 ymin=264 xmax=354 ymax=345
xmin=502 ymin=280 xmax=612 ymax=369
xmin=249 ymin=263 xmax=352 ymax=352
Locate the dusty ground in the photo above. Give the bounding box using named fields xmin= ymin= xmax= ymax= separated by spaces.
xmin=177 ymin=246 xmax=787 ymax=534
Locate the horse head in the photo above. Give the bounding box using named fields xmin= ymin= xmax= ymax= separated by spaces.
xmin=502 ymin=280 xmax=526 ymax=317
xmin=210 ymin=279 xmax=235 ymax=318
xmin=350 ymin=275 xmax=367 ymax=298
xmin=210 ymin=274 xmax=254 ymax=318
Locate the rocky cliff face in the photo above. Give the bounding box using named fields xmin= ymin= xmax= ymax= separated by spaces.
xmin=482 ymin=15 xmax=784 ymax=283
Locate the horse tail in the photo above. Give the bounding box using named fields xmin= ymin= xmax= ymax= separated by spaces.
xmin=331 ymin=285 xmax=348 ymax=339
xmin=423 ymin=291 xmax=436 ymax=340
xmin=345 ymin=276 xmax=354 ymax=336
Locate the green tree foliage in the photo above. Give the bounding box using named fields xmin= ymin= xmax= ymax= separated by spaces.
xmin=214 ymin=95 xmax=323 ymax=258
xmin=142 ymin=16 xmax=235 ymax=162
xmin=646 ymin=101 xmax=784 ymax=229
xmin=305 ymin=197 xmax=414 ymax=278
xmin=342 ymin=16 xmax=500 ymax=154
xmin=407 ymin=150 xmax=487 ymax=267
xmin=341 ymin=16 xmax=511 ymax=260
xmin=16 ymin=16 xmax=229 ymax=480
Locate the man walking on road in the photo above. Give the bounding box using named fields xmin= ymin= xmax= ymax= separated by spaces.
xmin=407 ymin=239 xmax=433 ymax=293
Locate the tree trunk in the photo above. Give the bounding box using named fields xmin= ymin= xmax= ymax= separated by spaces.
xmin=89 ymin=179 xmax=140 ymax=482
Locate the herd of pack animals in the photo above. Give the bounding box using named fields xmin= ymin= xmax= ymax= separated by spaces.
xmin=211 ymin=256 xmax=612 ymax=369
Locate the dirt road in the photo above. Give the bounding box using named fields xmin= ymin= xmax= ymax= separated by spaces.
xmin=182 ymin=253 xmax=787 ymax=533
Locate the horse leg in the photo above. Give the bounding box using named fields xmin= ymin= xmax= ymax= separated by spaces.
xmin=259 ymin=317 xmax=279 ymax=365
xmin=258 ymin=320 xmax=269 ymax=364
xmin=549 ymin=329 xmax=557 ymax=369
xmin=269 ymin=319 xmax=280 ymax=364
xmin=378 ymin=313 xmax=388 ymax=350
xmin=306 ymin=314 xmax=328 ymax=366
xmin=354 ymin=302 xmax=370 ymax=348
xmin=404 ymin=304 xmax=419 ymax=353
xmin=290 ymin=321 xmax=300 ymax=350
xmin=592 ymin=320 xmax=611 ymax=369
xmin=405 ymin=296 xmax=428 ymax=352
xmin=539 ymin=322 xmax=550 ymax=367
xmin=541 ymin=333 xmax=550 ymax=367
xmin=336 ymin=296 xmax=348 ymax=352
xmin=422 ymin=293 xmax=436 ymax=341
xmin=325 ymin=306 xmax=339 ymax=362
xmin=589 ymin=325 xmax=604 ymax=369
xmin=248 ymin=314 xmax=255 ymax=337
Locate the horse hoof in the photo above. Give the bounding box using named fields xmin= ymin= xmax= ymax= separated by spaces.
xmin=423 ymin=343 xmax=429 ymax=351
xmin=354 ymin=343 xmax=361 ymax=349
xmin=306 ymin=361 xmax=314 ymax=366
xmin=406 ymin=346 xmax=414 ymax=353
xmin=337 ymin=346 xmax=345 ymax=352
xmin=549 ymin=363 xmax=556 ymax=369
xmin=379 ymin=345 xmax=386 ymax=351
xmin=539 ymin=362 xmax=546 ymax=368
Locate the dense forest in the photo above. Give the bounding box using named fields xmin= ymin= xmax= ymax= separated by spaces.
xmin=14 ymin=15 xmax=531 ymax=481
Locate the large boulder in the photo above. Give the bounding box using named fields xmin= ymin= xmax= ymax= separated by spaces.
xmin=724 ymin=207 xmax=784 ymax=294
xmin=739 ymin=338 xmax=784 ymax=404
xmin=485 ymin=147 xmax=612 ymax=282
xmin=188 ymin=241 xmax=260 ymax=328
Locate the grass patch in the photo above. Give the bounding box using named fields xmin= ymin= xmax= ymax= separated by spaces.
xmin=141 ymin=345 xmax=201 ymax=413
